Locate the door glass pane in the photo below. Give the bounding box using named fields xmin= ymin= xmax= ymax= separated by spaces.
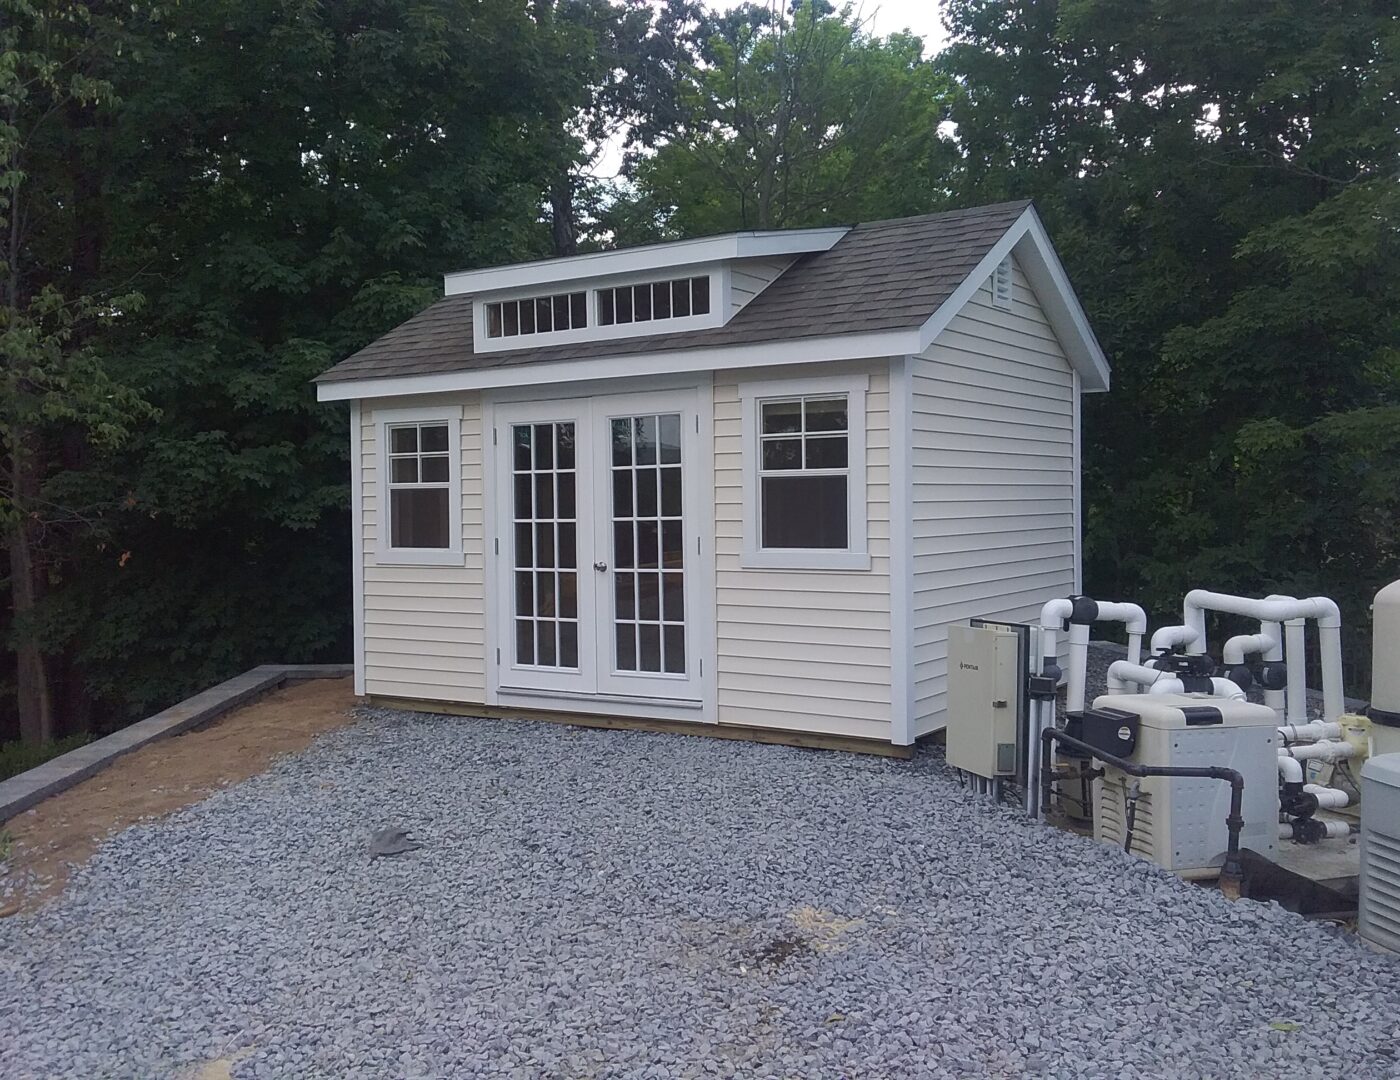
xmin=511 ymin=421 xmax=577 ymax=669
xmin=663 ymin=625 xmax=685 ymax=674
xmin=609 ymin=412 xmax=686 ymax=676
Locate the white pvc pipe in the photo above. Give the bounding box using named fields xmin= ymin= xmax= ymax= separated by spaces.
xmin=1030 ymin=602 xmax=1073 ymax=820
xmin=1094 ymin=601 xmax=1148 ymax=668
xmin=1150 ymin=625 xmax=1198 ymax=654
xmin=1145 ymin=676 xmax=1246 ymax=700
xmin=1277 ymin=755 xmax=1304 ymax=784
xmin=1285 ymin=618 xmax=1308 ymax=726
xmin=1066 ymin=622 xmax=1091 ymax=712
xmin=1038 ymin=598 xmax=1074 ymax=672
xmin=1280 ymin=818 xmax=1351 ymax=840
xmin=1184 ymin=590 xmax=1346 ymax=723
xmin=1280 ymin=740 xmax=1360 ymax=763
xmin=1304 ymin=784 xmax=1350 ymax=809
xmin=1260 ymin=614 xmax=1286 ymax=717
xmin=1106 ymin=660 xmax=1167 ymax=694
xmin=1278 ymin=721 xmax=1343 ymax=744
xmin=1318 ymin=621 xmax=1345 ymax=723
xmin=1223 ymin=633 xmax=1277 ymax=665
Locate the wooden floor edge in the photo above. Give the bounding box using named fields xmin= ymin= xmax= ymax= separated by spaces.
xmin=363 ymin=695 xmax=915 ymax=759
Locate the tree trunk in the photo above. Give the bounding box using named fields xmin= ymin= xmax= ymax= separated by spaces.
xmin=550 ymin=175 xmax=578 ymax=258
xmin=9 ymin=500 xmax=54 ymax=745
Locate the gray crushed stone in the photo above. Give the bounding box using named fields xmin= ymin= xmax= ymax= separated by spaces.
xmin=3 ymin=706 xmax=1399 ymax=1079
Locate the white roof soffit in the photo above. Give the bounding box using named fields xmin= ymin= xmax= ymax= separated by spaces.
xmin=915 ymin=205 xmax=1111 ymax=392
xmin=442 ymin=227 xmax=850 ymax=297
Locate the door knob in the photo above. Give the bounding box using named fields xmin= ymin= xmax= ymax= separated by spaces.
xmin=593 ymin=561 xmax=608 ymax=572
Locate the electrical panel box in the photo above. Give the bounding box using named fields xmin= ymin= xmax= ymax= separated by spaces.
xmin=947 ymin=622 xmax=1025 ymax=779
xmin=1090 ymin=693 xmax=1279 ymax=877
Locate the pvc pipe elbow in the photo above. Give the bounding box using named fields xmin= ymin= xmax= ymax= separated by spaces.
xmin=1096 ymin=601 xmax=1148 ymax=636
xmin=1277 ymin=755 xmax=1304 ymax=784
xmin=1303 ymin=784 xmax=1350 ymax=809
xmin=1039 ymin=598 xmax=1073 ymax=628
xmin=1150 ymin=625 xmax=1198 ymax=653
xmin=1222 ymin=633 xmax=1278 ymax=666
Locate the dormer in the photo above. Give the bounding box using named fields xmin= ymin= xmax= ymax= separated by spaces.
xmin=443 ymin=228 xmax=849 ymax=355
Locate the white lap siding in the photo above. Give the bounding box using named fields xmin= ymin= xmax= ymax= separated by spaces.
xmin=713 ymin=360 xmax=893 ymax=741
xmin=729 ymin=257 xmax=795 ymax=317
xmin=909 ymin=258 xmax=1079 ymax=735
xmin=359 ymin=393 xmax=487 ymax=701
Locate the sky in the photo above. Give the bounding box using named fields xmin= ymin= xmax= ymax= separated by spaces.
xmin=705 ymin=0 xmax=950 ymax=53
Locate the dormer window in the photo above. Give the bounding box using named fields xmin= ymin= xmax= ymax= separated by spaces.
xmin=598 ymin=276 xmax=710 ymax=327
xmin=486 ymin=291 xmax=588 ymax=339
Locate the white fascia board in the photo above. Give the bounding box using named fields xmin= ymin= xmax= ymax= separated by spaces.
xmin=442 ymin=228 xmax=849 ymax=297
xmin=914 ymin=206 xmax=1111 ymax=393
xmin=315 ymin=328 xmax=918 ymax=403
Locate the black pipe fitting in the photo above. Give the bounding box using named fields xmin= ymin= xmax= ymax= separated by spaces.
xmin=1040 ymin=727 xmax=1248 ymax=898
xmin=1257 ymin=663 xmax=1288 ymax=692
xmin=1226 ymin=664 xmax=1254 ymax=691
xmin=1287 ymin=817 xmax=1332 ymax=844
xmin=1067 ymin=595 xmax=1100 ymax=625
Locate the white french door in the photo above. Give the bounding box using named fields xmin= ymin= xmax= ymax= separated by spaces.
xmin=493 ymin=389 xmax=703 ymax=707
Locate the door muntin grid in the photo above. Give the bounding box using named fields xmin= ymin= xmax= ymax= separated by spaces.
xmin=512 ymin=421 xmax=579 ymax=669
xmin=610 ymin=413 xmax=686 ymax=675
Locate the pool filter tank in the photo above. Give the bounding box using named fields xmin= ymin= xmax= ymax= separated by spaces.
xmin=1087 ymin=693 xmax=1280 ymax=876
xmin=1370 ymin=579 xmax=1400 ymax=758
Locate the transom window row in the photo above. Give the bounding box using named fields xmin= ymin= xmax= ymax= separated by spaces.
xmin=598 ymin=277 xmax=710 ymax=327
xmin=486 ymin=292 xmax=588 ymax=338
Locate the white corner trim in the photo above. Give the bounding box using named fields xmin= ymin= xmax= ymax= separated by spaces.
xmin=888 ymin=355 xmax=914 ymax=746
xmin=315 ymin=329 xmax=916 ymax=403
xmin=443 ymin=228 xmax=848 ymax=296
xmin=349 ymin=400 xmax=366 ymax=696
xmin=1072 ymin=368 xmax=1084 ymax=593
xmin=372 ymin=404 xmax=466 ymax=568
xmin=915 ymin=206 xmax=1111 ymax=392
xmin=738 ymin=372 xmax=870 ymax=572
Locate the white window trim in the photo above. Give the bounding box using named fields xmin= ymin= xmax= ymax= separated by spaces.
xmin=739 ymin=373 xmax=869 ymax=571
xmin=374 ymin=404 xmax=465 ymax=567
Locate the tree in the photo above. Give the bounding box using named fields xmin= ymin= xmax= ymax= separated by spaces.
xmin=613 ymin=1 xmax=959 ymax=239
xmin=2 ymin=0 xmax=637 ymax=738
xmin=938 ymin=0 xmax=1400 ymax=678
xmin=1 ymin=1 xmax=154 ymax=743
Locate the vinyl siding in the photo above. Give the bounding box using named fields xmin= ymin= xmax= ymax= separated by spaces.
xmin=729 ymin=257 xmax=796 ymax=317
xmin=909 ymin=256 xmax=1078 ymax=735
xmin=359 ymin=393 xmax=487 ymax=701
xmin=714 ymin=359 xmax=893 ymax=741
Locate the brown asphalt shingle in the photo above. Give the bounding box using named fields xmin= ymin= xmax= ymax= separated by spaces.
xmin=316 ymin=200 xmax=1032 ymax=385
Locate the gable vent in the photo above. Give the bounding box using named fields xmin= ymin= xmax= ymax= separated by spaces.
xmin=992 ymin=256 xmax=1013 ymax=309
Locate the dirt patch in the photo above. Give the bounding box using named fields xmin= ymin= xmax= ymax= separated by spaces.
xmin=0 ymin=677 xmax=357 ymax=913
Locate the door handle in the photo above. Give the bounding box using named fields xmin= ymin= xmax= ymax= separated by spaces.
xmin=593 ymin=561 xmax=608 ymax=572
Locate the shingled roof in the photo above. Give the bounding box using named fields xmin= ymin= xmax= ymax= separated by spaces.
xmin=316 ymin=200 xmax=1033 ymax=385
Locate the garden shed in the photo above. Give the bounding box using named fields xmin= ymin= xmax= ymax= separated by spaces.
xmin=315 ymin=199 xmax=1110 ymax=751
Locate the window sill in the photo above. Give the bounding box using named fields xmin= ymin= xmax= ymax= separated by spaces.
xmin=374 ymin=548 xmax=466 ymax=568
xmin=740 ymin=550 xmax=872 ymax=572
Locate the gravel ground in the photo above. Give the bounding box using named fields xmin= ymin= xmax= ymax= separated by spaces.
xmin=3 ymin=707 xmax=1399 ymax=1080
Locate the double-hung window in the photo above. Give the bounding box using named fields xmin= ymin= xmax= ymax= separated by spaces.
xmin=740 ymin=375 xmax=868 ymax=570
xmin=376 ymin=407 xmax=463 ymax=565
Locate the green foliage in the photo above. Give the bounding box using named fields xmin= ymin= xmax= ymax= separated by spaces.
xmin=0 ymin=731 xmax=90 ymax=783
xmin=612 ymin=1 xmax=959 ymax=238
xmin=937 ymin=0 xmax=1400 ymax=679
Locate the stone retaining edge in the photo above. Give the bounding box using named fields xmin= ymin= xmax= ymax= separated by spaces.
xmin=0 ymin=664 xmax=353 ymax=823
